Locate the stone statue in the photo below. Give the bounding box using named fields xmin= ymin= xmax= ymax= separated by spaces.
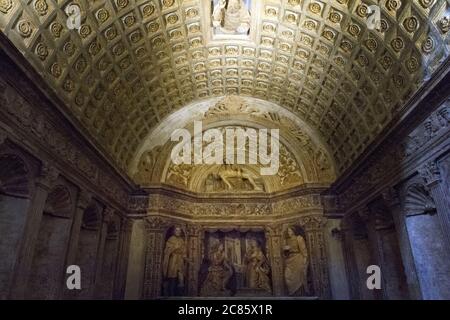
xmin=212 ymin=0 xmax=251 ymax=34
xmin=200 ymin=243 xmax=234 ymax=296
xmin=244 ymin=241 xmax=272 ymax=293
xmin=283 ymin=227 xmax=308 ymax=295
xmin=217 ymin=165 xmax=261 ymax=191
xmin=162 ymin=226 xmax=187 ymax=296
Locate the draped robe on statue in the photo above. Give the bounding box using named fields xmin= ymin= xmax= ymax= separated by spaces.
xmin=245 ymin=247 xmax=271 ymax=292
xmin=162 ymin=235 xmax=186 ymax=292
xmin=284 ymin=235 xmax=308 ymax=295
xmin=200 ymin=248 xmax=233 ymax=296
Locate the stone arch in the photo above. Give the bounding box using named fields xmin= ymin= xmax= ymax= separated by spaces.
xmin=130 ymin=96 xmax=336 ymax=183
xmin=0 ymin=153 xmax=32 ymax=299
xmin=0 ymin=153 xmax=31 ymax=198
xmin=132 ymin=100 xmax=336 ymax=192
xmin=27 ymin=183 xmax=75 ymax=299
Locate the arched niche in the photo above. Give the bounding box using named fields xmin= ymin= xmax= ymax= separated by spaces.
xmin=132 ymin=120 xmax=335 ymax=192
xmin=401 ymin=182 xmax=450 ymax=299
xmin=130 ymin=96 xmax=336 ymax=192
xmin=0 ymin=153 xmax=32 ymax=299
xmin=27 ymin=183 xmax=75 ymax=299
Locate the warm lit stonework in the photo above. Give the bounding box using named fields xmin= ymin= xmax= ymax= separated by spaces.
xmin=0 ymin=0 xmax=449 ymax=300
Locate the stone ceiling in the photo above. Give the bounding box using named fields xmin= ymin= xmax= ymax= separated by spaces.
xmin=0 ymin=0 xmax=449 ymax=178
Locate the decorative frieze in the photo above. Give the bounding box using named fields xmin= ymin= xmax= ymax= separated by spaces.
xmin=0 ymin=78 xmax=129 ymax=209
xmin=146 ymin=192 xmax=322 ymax=218
xmin=338 ymin=101 xmax=450 ymax=211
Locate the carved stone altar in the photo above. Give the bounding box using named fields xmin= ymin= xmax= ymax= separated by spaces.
xmin=141 ymin=186 xmax=331 ymax=299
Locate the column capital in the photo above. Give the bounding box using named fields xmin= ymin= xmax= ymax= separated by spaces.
xmin=419 ymin=161 xmax=441 ymax=187
xmin=340 ymin=217 xmax=352 ymax=232
xmin=357 ymin=206 xmax=370 ymax=222
xmin=301 ymin=215 xmax=326 ymax=231
xmin=382 ymin=187 xmax=401 ymax=208
xmin=331 ymin=228 xmax=343 ymax=241
xmin=35 ymin=163 xmax=59 ymax=189
xmin=76 ymin=190 xmax=92 ymax=210
xmin=121 ymin=217 xmax=134 ymax=233
xmin=186 ymin=224 xmax=202 ymax=236
xmin=145 ymin=215 xmax=170 ymax=231
xmin=265 ymin=224 xmax=283 ymax=237
xmin=102 ymin=207 xmax=116 ymax=223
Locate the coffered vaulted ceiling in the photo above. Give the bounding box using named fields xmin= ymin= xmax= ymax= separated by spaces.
xmin=0 ymin=0 xmax=449 ymax=177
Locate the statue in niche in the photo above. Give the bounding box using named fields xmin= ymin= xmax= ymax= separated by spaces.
xmin=283 ymin=227 xmax=309 ymax=296
xmin=200 ymin=243 xmax=234 ymax=296
xmin=244 ymin=240 xmax=272 ymax=293
xmin=212 ymin=0 xmax=251 ymax=35
xmin=162 ymin=226 xmax=187 ymax=296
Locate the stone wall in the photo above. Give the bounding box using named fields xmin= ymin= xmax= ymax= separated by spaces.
xmin=0 ymin=45 xmax=133 ymax=300
xmin=330 ymin=61 xmax=450 ymax=300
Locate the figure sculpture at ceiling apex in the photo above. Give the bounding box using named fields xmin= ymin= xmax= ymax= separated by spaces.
xmin=212 ymin=0 xmax=251 ymax=35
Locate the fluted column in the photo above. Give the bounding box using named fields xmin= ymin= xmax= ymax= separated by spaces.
xmin=348 ymin=211 xmax=377 ymax=300
xmin=113 ymin=217 xmax=133 ymax=299
xmin=10 ymin=164 xmax=59 ymax=299
xmin=186 ymin=225 xmax=201 ymax=297
xmin=265 ymin=225 xmax=284 ymax=296
xmin=61 ymin=191 xmax=91 ymax=299
xmin=64 ymin=191 xmax=92 ymax=267
xmin=419 ymin=161 xmax=450 ymax=249
xmin=341 ymin=218 xmax=361 ymax=299
xmin=303 ymin=216 xmax=331 ymax=299
xmin=93 ymin=207 xmax=115 ymax=298
xmin=363 ymin=206 xmax=386 ymax=300
xmin=382 ymin=188 xmax=422 ymax=300
xmin=141 ymin=217 xmax=166 ymax=299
